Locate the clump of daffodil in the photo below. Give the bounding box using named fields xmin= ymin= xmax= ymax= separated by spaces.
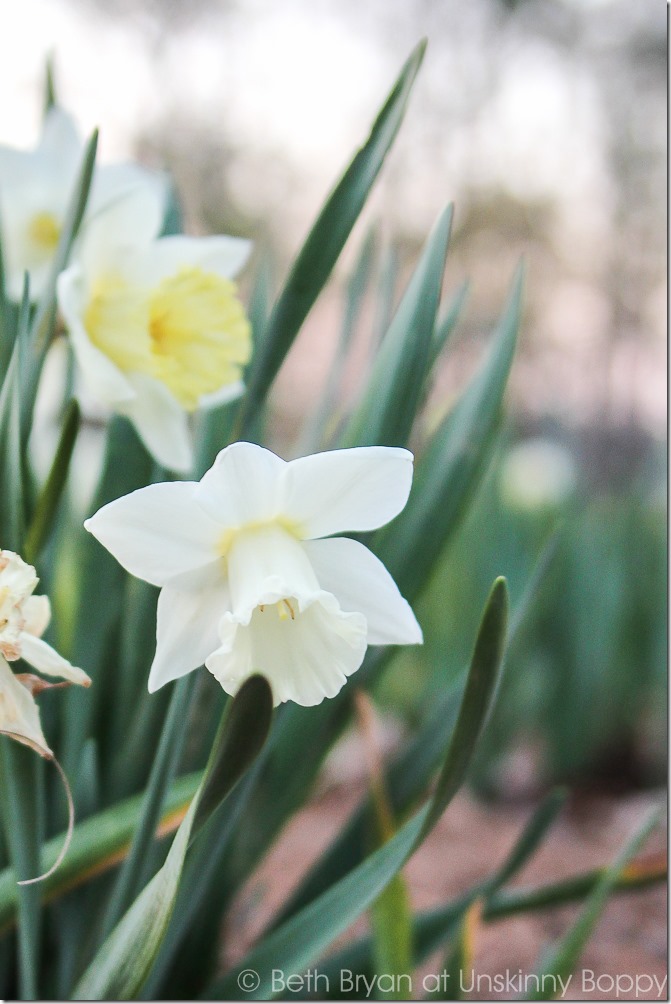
xmin=0 ymin=105 xmax=166 ymax=301
xmin=58 ymin=189 xmax=253 ymax=472
xmin=85 ymin=442 xmax=422 ymax=707
xmin=0 ymin=548 xmax=90 ymax=760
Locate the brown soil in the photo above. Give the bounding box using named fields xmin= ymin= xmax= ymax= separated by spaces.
xmin=226 ymin=740 xmax=667 ymax=1003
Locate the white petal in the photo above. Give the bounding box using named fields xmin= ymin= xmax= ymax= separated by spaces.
xmin=58 ymin=266 xmax=137 ymax=404
xmin=121 ymin=373 xmax=193 ymax=473
xmin=89 ymin=163 xmax=168 ymax=231
xmin=207 ymin=591 xmax=367 ymax=707
xmin=198 ymin=379 xmax=245 ymax=411
xmin=148 ymin=563 xmax=229 ymax=692
xmin=0 ymin=146 xmax=31 ymax=189
xmin=38 ymin=107 xmax=82 ymax=175
xmin=196 ymin=442 xmax=286 ymax=528
xmin=19 ymin=634 xmax=91 ymax=687
xmin=22 ymin=596 xmax=51 ymax=638
xmin=281 ymin=447 xmax=415 ymax=539
xmin=130 ymin=235 xmax=252 ymax=286
xmin=303 ymin=537 xmax=422 ymax=646
xmin=85 ymin=481 xmax=221 ymax=587
xmin=0 ymin=657 xmax=51 ymax=757
xmin=80 ymin=183 xmax=166 ymax=273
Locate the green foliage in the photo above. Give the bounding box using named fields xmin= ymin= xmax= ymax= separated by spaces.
xmin=235 ymin=39 xmax=426 ymax=439
xmin=72 ymin=676 xmax=272 ymax=1000
xmin=341 ymin=203 xmax=452 ymax=448
xmin=389 ymin=442 xmax=667 ymax=788
xmin=523 ymin=809 xmax=662 ymax=1000
xmin=0 ymin=43 xmax=663 ymax=1004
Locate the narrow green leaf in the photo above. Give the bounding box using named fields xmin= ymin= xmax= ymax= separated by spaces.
xmin=194 ymin=675 xmax=273 ymax=832
xmin=98 ymin=675 xmax=197 ymax=942
xmin=356 ymin=692 xmax=413 ymax=1002
xmin=422 ymin=577 xmax=507 ymax=835
xmin=236 ymin=41 xmax=426 ymax=436
xmin=158 ymin=181 xmax=183 ymax=238
xmin=0 ymin=741 xmax=42 ymax=1000
xmin=484 ymin=853 xmax=667 ymax=921
xmin=429 ymin=279 xmax=469 ymax=371
xmin=377 ymin=264 xmax=524 ymax=601
xmin=0 ymin=772 xmax=201 ymax=934
xmin=523 ymin=809 xmax=663 ymax=1001
xmin=0 ymin=283 xmax=30 ymax=549
xmin=297 ymin=227 xmax=377 ymax=455
xmin=371 ymin=244 xmax=400 ymax=351
xmin=371 ymin=874 xmax=413 ymax=1000
xmin=0 ymin=202 xmax=11 ymax=366
xmin=425 ymin=901 xmax=480 ymax=1001
xmin=307 ymin=788 xmax=570 ymax=996
xmin=73 ymin=676 xmax=273 ymax=1000
xmin=216 ymin=270 xmax=523 ymax=901
xmin=64 ymin=417 xmax=154 ymax=773
xmin=209 ymin=581 xmax=508 ymax=1000
xmin=412 ymin=787 xmax=568 ymax=963
xmin=269 ymin=677 xmax=463 ymax=934
xmin=24 ymin=400 xmax=80 ymax=563
xmin=72 ymin=782 xmax=201 ymax=1001
xmin=494 ymin=788 xmax=568 ymax=889
xmin=271 ymin=537 xmax=556 ymax=932
xmin=247 ymin=247 xmax=275 ymax=351
xmin=44 ymin=56 xmax=57 ymax=114
xmin=323 ymin=798 xmax=666 ymax=1001
xmin=342 ymin=204 xmax=452 ymax=449
xmin=141 ymin=765 xmax=265 ymax=1000
xmin=213 ymin=804 xmax=431 ymax=999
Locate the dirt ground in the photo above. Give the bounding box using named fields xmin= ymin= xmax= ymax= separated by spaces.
xmin=227 ymin=734 xmax=667 ymax=1002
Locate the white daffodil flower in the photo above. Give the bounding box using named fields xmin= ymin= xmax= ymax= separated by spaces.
xmin=57 ymin=191 xmax=252 ymax=473
xmin=85 ymin=442 xmax=422 ymax=707
xmin=0 ymin=105 xmax=167 ymax=301
xmin=0 ymin=549 xmax=91 ymax=759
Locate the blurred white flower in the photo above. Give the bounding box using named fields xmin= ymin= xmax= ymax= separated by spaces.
xmin=500 ymin=438 xmax=578 ymax=512
xmin=0 ymin=549 xmax=90 ymax=759
xmin=85 ymin=442 xmax=422 ymax=707
xmin=0 ymin=105 xmax=166 ymax=301
xmin=58 ymin=191 xmax=252 ymax=473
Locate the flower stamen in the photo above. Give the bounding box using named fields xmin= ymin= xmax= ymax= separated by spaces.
xmin=257 ymin=600 xmax=296 ymax=621
xmin=28 ymin=211 xmax=61 ymax=251
xmin=281 ymin=598 xmax=296 ymax=621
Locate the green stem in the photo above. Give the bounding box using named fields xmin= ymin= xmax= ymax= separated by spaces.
xmin=23 ymin=399 xmax=80 ymax=564
xmin=0 ymin=742 xmax=42 ymax=999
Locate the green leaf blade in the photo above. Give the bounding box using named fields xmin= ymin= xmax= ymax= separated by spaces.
xmin=237 ymin=40 xmax=426 ymax=434
xmin=209 ymin=580 xmax=508 ymax=1000
xmin=523 ymin=809 xmax=663 ymax=1001
xmin=378 ymin=264 xmax=524 ymax=601
xmin=341 ymin=203 xmax=453 ymax=449
xmin=24 ymin=399 xmax=80 ymax=564
xmin=72 ymin=676 xmax=273 ymax=1001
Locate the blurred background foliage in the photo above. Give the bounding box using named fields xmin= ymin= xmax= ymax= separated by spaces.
xmin=3 ymin=0 xmax=665 ymax=792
